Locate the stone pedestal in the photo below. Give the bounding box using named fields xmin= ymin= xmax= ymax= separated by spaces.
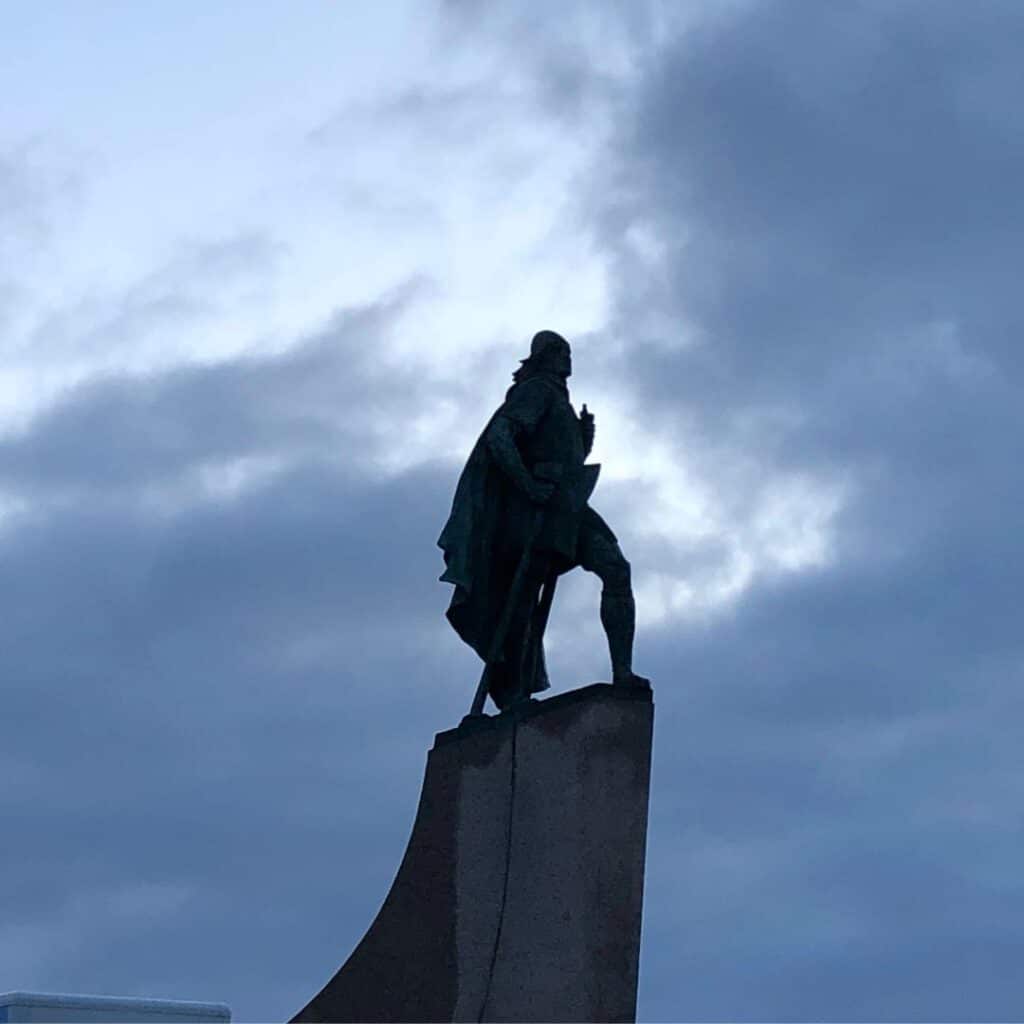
xmin=292 ymin=683 xmax=654 ymax=1023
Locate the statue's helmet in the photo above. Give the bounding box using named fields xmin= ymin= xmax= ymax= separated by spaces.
xmin=513 ymin=329 xmax=571 ymax=384
xmin=530 ymin=330 xmax=570 ymax=357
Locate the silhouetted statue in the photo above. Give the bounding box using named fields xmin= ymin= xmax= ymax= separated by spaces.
xmin=439 ymin=330 xmax=650 ymax=713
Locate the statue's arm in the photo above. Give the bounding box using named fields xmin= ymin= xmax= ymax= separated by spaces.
xmin=486 ymin=415 xmax=533 ymax=491
xmin=486 ymin=415 xmax=553 ymax=504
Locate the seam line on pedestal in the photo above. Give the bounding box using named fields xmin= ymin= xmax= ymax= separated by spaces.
xmin=477 ymin=717 xmax=517 ymax=1022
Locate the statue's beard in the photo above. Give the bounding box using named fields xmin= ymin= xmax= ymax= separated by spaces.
xmin=513 ymin=353 xmax=571 ymax=385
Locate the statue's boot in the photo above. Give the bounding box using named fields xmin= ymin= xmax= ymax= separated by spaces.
xmin=614 ymin=670 xmax=652 ymax=689
xmin=601 ymin=585 xmax=651 ymax=689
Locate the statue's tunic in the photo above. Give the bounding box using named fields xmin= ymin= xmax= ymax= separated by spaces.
xmin=438 ymin=373 xmax=615 ymax=705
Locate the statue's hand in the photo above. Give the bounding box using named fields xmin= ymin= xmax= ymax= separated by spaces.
xmin=580 ymin=403 xmax=596 ymax=453
xmin=524 ymin=477 xmax=556 ymax=504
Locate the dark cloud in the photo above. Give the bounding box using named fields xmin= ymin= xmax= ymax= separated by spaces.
xmin=0 ymin=289 xmax=479 ymax=1019
xmin=636 ymin=542 xmax=1024 ymax=1020
xmin=1 ymin=455 xmax=466 ymax=1016
xmin=435 ymin=0 xmax=659 ymax=124
xmin=573 ymin=1 xmax=1024 ymax=1018
xmin=0 ymin=281 xmax=430 ymax=495
xmin=21 ymin=233 xmax=284 ymax=369
xmin=600 ymin=0 xmax=1024 ymax=424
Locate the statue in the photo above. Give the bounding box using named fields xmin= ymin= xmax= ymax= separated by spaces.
xmin=439 ymin=330 xmax=650 ymax=713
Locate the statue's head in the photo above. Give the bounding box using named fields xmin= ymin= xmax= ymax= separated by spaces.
xmin=518 ymin=330 xmax=572 ymax=381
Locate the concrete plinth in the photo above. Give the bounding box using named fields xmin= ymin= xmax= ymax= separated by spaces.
xmin=292 ymin=682 xmax=654 ymax=1024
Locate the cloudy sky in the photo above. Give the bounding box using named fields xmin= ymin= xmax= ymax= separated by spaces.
xmin=3 ymin=1 xmax=1023 ymax=1020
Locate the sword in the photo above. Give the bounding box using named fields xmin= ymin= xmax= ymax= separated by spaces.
xmin=466 ymin=461 xmax=570 ymax=717
xmin=467 ymin=502 xmax=547 ymax=717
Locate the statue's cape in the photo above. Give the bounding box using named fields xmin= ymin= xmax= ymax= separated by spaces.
xmin=437 ymin=410 xmax=509 ymax=663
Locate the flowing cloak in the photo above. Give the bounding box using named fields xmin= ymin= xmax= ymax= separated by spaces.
xmin=437 ymin=373 xmax=615 ymax=706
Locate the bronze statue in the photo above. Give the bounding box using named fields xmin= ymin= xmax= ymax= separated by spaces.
xmin=439 ymin=330 xmax=650 ymax=713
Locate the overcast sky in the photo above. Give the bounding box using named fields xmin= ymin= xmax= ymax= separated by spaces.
xmin=3 ymin=2 xmax=1023 ymax=1020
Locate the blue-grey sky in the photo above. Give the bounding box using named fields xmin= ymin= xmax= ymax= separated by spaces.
xmin=3 ymin=2 xmax=1023 ymax=1020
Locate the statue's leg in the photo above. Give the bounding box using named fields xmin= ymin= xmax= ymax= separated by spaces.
xmin=502 ymin=558 xmax=550 ymax=706
xmin=578 ymin=516 xmax=650 ymax=688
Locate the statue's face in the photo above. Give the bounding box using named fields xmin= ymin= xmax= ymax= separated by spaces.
xmin=550 ymin=342 xmax=572 ymax=379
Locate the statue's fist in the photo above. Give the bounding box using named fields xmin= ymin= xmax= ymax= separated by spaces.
xmin=580 ymin=403 xmax=596 ymax=450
